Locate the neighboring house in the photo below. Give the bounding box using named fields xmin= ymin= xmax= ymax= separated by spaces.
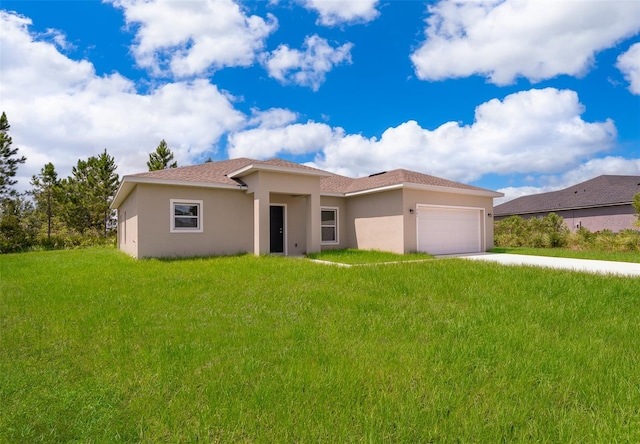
xmin=494 ymin=175 xmax=640 ymax=232
xmin=111 ymin=158 xmax=503 ymax=258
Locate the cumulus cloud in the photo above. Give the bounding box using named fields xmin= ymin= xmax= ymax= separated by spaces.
xmin=0 ymin=11 xmax=96 ymax=96
xmin=299 ymin=0 xmax=380 ymax=26
xmin=247 ymin=108 xmax=299 ymax=129
xmin=616 ymin=43 xmax=640 ymax=95
xmin=547 ymin=156 xmax=640 ymax=188
xmin=228 ymin=121 xmax=342 ymax=159
xmin=226 ymin=88 xmax=618 ymax=184
xmin=497 ymin=156 xmax=640 ymax=203
xmin=411 ymin=0 xmax=640 ymax=85
xmin=310 ymin=88 xmax=616 ymax=181
xmin=0 ymin=11 xmax=245 ymax=191
xmin=263 ymin=35 xmax=353 ymax=91
xmin=109 ymin=0 xmax=277 ymax=77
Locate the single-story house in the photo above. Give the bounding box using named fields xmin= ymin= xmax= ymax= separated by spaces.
xmin=111 ymin=158 xmax=503 ymax=258
xmin=494 ymin=175 xmax=640 ymax=232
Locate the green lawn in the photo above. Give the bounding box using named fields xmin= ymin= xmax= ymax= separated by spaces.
xmin=2 ymin=248 xmax=639 ymax=442
xmin=307 ymin=248 xmax=433 ymax=264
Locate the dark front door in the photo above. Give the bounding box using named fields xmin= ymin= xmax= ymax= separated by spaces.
xmin=270 ymin=205 xmax=284 ymax=254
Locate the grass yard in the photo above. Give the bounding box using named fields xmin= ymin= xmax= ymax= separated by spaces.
xmin=1 ymin=248 xmax=639 ymax=442
xmin=306 ymin=248 xmax=433 ymax=264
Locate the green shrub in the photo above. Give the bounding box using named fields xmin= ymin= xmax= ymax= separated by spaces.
xmin=494 ymin=215 xmax=528 ymax=247
xmin=614 ymin=229 xmax=640 ymax=252
xmin=594 ymin=229 xmax=616 ymax=251
xmin=494 ymin=213 xmax=568 ymax=249
xmin=570 ymin=226 xmax=595 ymax=250
xmin=496 ymin=216 xmax=640 ymax=253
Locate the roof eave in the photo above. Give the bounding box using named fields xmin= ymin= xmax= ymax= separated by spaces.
xmin=228 ymin=163 xmax=332 ymax=179
xmin=404 ymin=182 xmax=504 ymax=198
xmin=345 ymin=182 xmax=503 ymax=198
xmin=345 ymin=183 xmax=404 ymax=197
xmin=111 ymin=176 xmax=246 ymax=209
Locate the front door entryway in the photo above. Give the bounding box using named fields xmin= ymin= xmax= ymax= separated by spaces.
xmin=269 ymin=205 xmax=285 ymax=254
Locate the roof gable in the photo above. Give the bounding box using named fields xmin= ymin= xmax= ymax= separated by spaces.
xmin=495 ymin=175 xmax=640 ymax=216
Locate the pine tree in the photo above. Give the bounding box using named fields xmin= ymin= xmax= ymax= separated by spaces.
xmin=0 ymin=112 xmax=26 ymax=199
xmin=147 ymin=139 xmax=177 ymax=171
xmin=90 ymin=150 xmax=120 ymax=237
xmin=62 ymin=150 xmax=120 ymax=237
xmin=30 ymin=162 xmax=60 ymax=240
xmin=61 ymin=160 xmax=95 ymax=234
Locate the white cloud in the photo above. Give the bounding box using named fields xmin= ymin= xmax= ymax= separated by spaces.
xmin=109 ymin=0 xmax=277 ymax=77
xmin=494 ymin=186 xmax=553 ymax=205
xmin=300 ymin=0 xmax=380 ymax=26
xmin=0 ymin=11 xmax=245 ymax=192
xmin=247 ymin=108 xmax=299 ymax=129
xmin=226 ymin=88 xmax=618 ymax=185
xmin=497 ymin=157 xmax=640 ymax=204
xmin=548 ymin=156 xmax=640 ymax=188
xmin=0 ymin=11 xmax=96 ymax=96
xmin=310 ymin=88 xmax=616 ymax=181
xmin=616 ymin=43 xmax=640 ymax=95
xmin=411 ymin=0 xmax=640 ymax=85
xmin=228 ymin=121 xmax=342 ymax=159
xmin=263 ymin=35 xmax=353 ymax=91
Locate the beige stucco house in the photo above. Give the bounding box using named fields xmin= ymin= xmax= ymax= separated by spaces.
xmin=111 ymin=158 xmax=503 ymax=258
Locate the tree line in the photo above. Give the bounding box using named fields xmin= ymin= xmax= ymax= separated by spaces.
xmin=0 ymin=111 xmax=180 ymax=253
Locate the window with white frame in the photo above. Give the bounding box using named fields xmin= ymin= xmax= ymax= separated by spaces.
xmin=170 ymin=199 xmax=203 ymax=233
xmin=321 ymin=208 xmax=338 ymax=244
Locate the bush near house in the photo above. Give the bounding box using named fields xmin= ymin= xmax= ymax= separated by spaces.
xmin=494 ymin=213 xmax=640 ymax=252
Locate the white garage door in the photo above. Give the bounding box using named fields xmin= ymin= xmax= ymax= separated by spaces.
xmin=417 ymin=206 xmax=482 ymax=255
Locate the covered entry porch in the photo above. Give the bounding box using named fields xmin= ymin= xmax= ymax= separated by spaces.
xmin=227 ymin=161 xmax=330 ymax=256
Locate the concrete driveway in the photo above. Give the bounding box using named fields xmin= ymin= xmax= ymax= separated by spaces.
xmin=452 ymin=253 xmax=640 ymax=277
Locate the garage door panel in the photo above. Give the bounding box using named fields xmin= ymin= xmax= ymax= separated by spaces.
xmin=417 ymin=207 xmax=481 ymax=255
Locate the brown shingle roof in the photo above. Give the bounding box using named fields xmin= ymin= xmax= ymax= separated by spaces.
xmin=120 ymin=158 xmax=498 ymax=196
xmin=130 ymin=157 xmax=254 ymax=186
xmin=129 ymin=157 xmax=331 ymax=185
xmin=335 ymin=169 xmax=493 ymax=194
xmin=319 ymin=173 xmax=356 ymax=194
xmin=494 ymin=175 xmax=640 ymax=216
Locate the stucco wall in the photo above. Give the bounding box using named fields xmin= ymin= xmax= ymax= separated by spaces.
xmin=402 ymin=188 xmax=496 ymax=253
xmin=134 ymin=184 xmax=254 ymax=258
xmin=345 ymin=190 xmax=405 ymax=253
xmin=117 ymin=186 xmax=139 ymax=258
xmin=563 ymin=205 xmax=636 ymax=232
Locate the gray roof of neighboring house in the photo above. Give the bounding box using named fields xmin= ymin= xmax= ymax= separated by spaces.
xmin=494 ymin=175 xmax=640 ymax=216
xmin=113 ymin=157 xmax=500 ymax=208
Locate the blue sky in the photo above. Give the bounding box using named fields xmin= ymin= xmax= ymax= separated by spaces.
xmin=1 ymin=0 xmax=639 ymax=202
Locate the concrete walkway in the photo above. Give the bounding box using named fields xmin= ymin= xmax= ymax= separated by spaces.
xmin=453 ymin=253 xmax=640 ymax=277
